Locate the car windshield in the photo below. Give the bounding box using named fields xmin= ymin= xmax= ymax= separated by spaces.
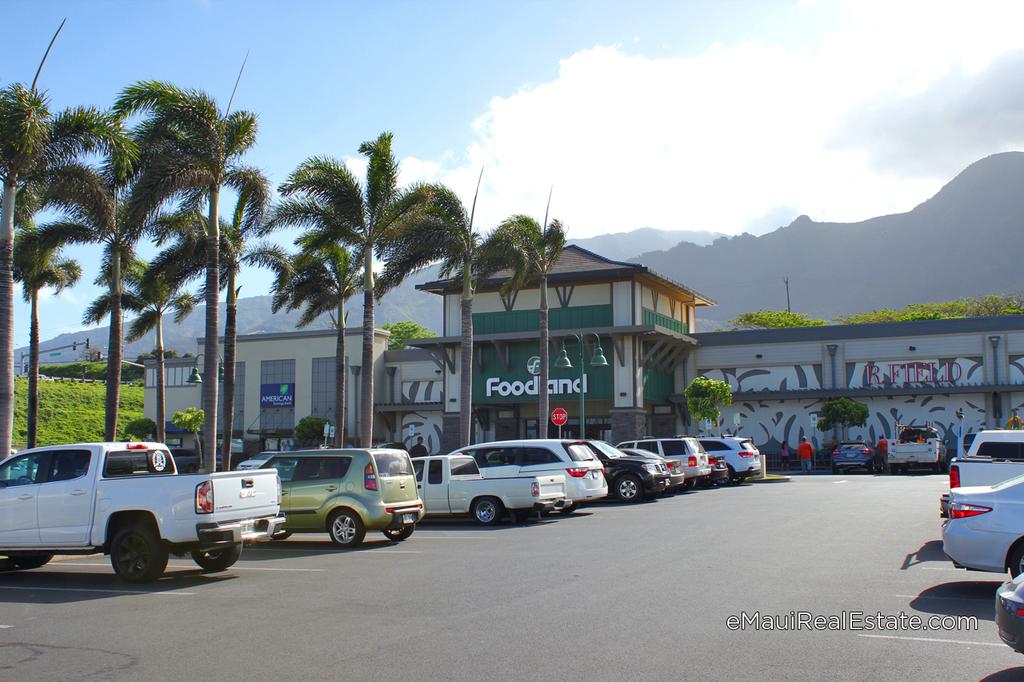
xmin=373 ymin=452 xmax=413 ymax=477
xmin=587 ymin=440 xmax=627 ymax=459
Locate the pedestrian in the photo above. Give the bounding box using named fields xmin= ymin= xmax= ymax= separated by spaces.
xmin=779 ymin=441 xmax=791 ymax=471
xmin=875 ymin=434 xmax=888 ymax=471
xmin=409 ymin=435 xmax=428 ymax=457
xmin=798 ymin=436 xmax=814 ymax=474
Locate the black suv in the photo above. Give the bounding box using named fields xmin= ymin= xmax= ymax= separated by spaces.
xmin=584 ymin=440 xmax=669 ymax=502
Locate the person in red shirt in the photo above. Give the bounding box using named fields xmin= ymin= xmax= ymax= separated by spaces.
xmin=798 ymin=436 xmax=815 ymax=474
xmin=875 ymin=436 xmax=888 ymax=471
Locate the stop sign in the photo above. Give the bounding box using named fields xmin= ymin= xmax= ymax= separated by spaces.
xmin=551 ymin=408 xmax=569 ymax=426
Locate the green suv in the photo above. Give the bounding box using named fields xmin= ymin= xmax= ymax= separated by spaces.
xmin=261 ymin=449 xmax=423 ymax=547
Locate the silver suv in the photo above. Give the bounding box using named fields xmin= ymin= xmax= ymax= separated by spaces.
xmin=616 ymin=437 xmax=712 ymax=489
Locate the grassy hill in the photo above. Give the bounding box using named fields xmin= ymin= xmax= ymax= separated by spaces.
xmin=40 ymin=361 xmax=144 ymax=384
xmin=12 ymin=377 xmax=143 ymax=449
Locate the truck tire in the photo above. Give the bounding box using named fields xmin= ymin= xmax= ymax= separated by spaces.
xmin=327 ymin=509 xmax=366 ymax=548
xmin=109 ymin=524 xmax=169 ymax=583
xmin=615 ymin=474 xmax=643 ymax=502
xmin=383 ymin=526 xmax=415 ymax=541
xmin=471 ymin=496 xmax=504 ymax=525
xmin=190 ymin=544 xmax=242 ymax=572
xmin=8 ymin=554 xmax=53 ymax=570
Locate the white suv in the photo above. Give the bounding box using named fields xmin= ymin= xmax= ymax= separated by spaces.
xmin=698 ymin=436 xmax=762 ymax=484
xmin=616 ymin=437 xmax=712 ymax=489
xmin=448 ymin=440 xmax=608 ymax=512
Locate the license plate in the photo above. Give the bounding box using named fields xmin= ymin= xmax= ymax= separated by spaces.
xmin=402 ymin=513 xmax=416 ymax=524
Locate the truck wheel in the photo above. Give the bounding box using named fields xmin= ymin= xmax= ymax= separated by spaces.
xmin=615 ymin=474 xmax=643 ymax=502
xmin=8 ymin=554 xmax=53 ymax=570
xmin=190 ymin=544 xmax=242 ymax=572
xmin=471 ymin=496 xmax=504 ymax=525
xmin=327 ymin=509 xmax=366 ymax=548
xmin=110 ymin=525 xmax=168 ymax=583
xmin=383 ymin=526 xmax=415 ymax=542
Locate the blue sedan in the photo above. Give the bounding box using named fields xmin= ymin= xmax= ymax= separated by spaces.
xmin=830 ymin=441 xmax=878 ymax=474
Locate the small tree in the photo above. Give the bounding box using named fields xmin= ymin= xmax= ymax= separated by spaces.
xmin=123 ymin=417 xmax=157 ymax=441
xmin=295 ymin=416 xmax=329 ymax=447
xmin=730 ymin=310 xmax=827 ymax=329
xmin=172 ymin=407 xmax=205 ymax=463
xmin=381 ymin=321 xmax=436 ymax=350
xmin=816 ymin=398 xmax=868 ymax=439
xmin=684 ymin=376 xmax=733 ymax=433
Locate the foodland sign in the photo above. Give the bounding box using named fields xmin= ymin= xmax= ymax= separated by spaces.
xmin=485 ymin=374 xmax=589 ymax=398
xmin=260 ymin=383 xmax=295 ymax=408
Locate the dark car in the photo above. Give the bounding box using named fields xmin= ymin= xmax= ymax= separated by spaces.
xmin=585 ymin=440 xmax=669 ymax=502
xmin=620 ymin=447 xmax=686 ymax=493
xmin=830 ymin=441 xmax=877 ymax=474
xmin=998 ymin=574 xmax=1024 ymax=654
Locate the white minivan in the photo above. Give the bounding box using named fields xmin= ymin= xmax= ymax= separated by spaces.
xmin=447 ymin=440 xmax=608 ymax=512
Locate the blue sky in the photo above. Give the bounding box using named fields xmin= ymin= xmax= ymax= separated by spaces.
xmin=8 ymin=0 xmax=1024 ymax=345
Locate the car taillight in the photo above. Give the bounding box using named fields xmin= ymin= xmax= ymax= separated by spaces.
xmin=739 ymin=451 xmax=756 ymax=458
xmin=668 ymin=461 xmax=678 ymax=471
xmin=688 ymin=456 xmax=697 ymax=467
xmin=949 ymin=502 xmax=992 ymax=519
xmin=195 ymin=480 xmax=214 ymax=514
xmin=949 ymin=465 xmax=960 ymax=489
xmin=832 ymin=450 xmax=839 ymax=456
xmin=862 ymin=449 xmax=872 ymax=455
xmin=126 ymin=442 xmax=148 ymax=449
xmin=1017 ymin=607 xmax=1024 ymax=617
xmin=364 ymin=463 xmax=378 ymax=490
xmin=531 ymin=482 xmax=539 ymax=497
xmin=566 ymin=467 xmax=589 ymax=477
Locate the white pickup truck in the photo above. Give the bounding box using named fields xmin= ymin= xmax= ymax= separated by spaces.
xmin=0 ymin=442 xmax=284 ymax=582
xmin=411 ymin=454 xmax=567 ymax=525
xmin=888 ymin=424 xmax=946 ymax=474
xmin=940 ymin=430 xmax=1024 ymax=517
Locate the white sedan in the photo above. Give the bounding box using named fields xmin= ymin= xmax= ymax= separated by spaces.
xmin=943 ymin=474 xmax=1024 ymax=577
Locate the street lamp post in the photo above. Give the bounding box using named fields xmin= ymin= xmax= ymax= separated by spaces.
xmin=554 ymin=332 xmax=608 ymax=439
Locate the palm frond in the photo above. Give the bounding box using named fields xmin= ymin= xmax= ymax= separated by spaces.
xmin=126 ymin=308 xmax=160 ymax=342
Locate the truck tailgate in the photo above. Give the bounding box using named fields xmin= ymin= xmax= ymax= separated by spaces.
xmin=956 ymin=459 xmax=1024 ymax=488
xmin=210 ymin=470 xmax=280 ymax=521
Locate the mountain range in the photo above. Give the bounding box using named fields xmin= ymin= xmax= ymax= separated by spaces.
xmin=20 ymin=151 xmax=1024 ymax=360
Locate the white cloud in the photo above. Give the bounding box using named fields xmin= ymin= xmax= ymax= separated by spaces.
xmin=398 ymin=0 xmax=1024 ymax=238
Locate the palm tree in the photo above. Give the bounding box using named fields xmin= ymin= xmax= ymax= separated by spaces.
xmin=268 ymin=238 xmax=360 ymax=447
xmin=149 ymin=172 xmax=270 ymax=466
xmin=115 ymin=81 xmax=260 ymax=469
xmin=41 ymin=156 xmax=144 ymax=441
xmin=379 ymin=178 xmax=488 ymax=448
xmin=269 ymin=133 xmax=428 ymax=446
xmin=0 ymin=83 xmax=130 ymax=454
xmin=124 ymin=262 xmax=198 ymax=443
xmin=12 ymin=219 xmax=81 ymax=448
xmin=484 ymin=214 xmax=567 ymax=438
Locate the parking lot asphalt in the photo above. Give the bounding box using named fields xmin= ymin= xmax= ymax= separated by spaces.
xmin=1 ymin=474 xmax=1021 ymax=681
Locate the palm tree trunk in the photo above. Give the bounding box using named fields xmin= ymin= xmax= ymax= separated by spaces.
xmin=459 ymin=271 xmax=473 ymax=447
xmin=104 ymin=248 xmax=123 ymax=441
xmin=334 ymin=301 xmax=345 ymax=448
xmin=360 ymin=248 xmax=374 ymax=447
xmin=155 ymin=313 xmax=166 ymax=443
xmin=0 ymin=179 xmax=17 ymax=455
xmin=27 ymin=288 xmax=40 ymax=448
xmin=221 ymin=271 xmax=237 ymax=470
xmin=202 ymin=186 xmax=221 ymax=471
xmin=538 ymin=275 xmax=550 ymax=439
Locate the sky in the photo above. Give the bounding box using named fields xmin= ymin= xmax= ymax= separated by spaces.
xmin=7 ymin=0 xmax=1024 ymax=345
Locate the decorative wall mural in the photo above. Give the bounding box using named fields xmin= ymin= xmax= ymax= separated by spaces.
xmin=1010 ymin=356 xmax=1024 ymax=384
xmin=846 ymin=357 xmax=984 ymax=389
xmin=700 ymin=365 xmax=823 ymax=392
xmin=401 ymin=410 xmax=444 ymax=455
xmin=402 ymin=380 xmax=441 ymax=404
xmin=716 ymin=393 xmax=989 ymax=452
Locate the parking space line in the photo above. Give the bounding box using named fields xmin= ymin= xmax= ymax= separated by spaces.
xmin=0 ymin=625 xmax=11 ymax=629
xmin=833 ymin=480 xmax=848 ymax=484
xmin=858 ymin=634 xmax=1003 ymax=647
xmin=894 ymin=594 xmax=992 ymax=602
xmin=919 ymin=566 xmax=964 ymax=571
xmin=0 ymin=585 xmax=194 ymax=596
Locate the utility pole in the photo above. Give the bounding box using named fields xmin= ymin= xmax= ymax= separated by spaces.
xmin=784 ymin=277 xmax=791 ymax=313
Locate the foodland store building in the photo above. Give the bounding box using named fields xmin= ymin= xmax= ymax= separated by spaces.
xmin=145 ymin=245 xmax=1024 ymax=459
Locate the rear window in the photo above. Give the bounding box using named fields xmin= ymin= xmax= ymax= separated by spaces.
xmin=451 ymin=457 xmax=480 ymax=476
xmin=661 ymin=441 xmax=686 ymax=456
xmin=739 ymin=440 xmax=755 ymax=451
xmin=976 ymin=441 xmax=1024 ymax=461
xmin=699 ymin=440 xmax=727 ymax=452
xmin=374 ymin=452 xmax=414 ymax=478
xmin=565 ymin=444 xmax=596 ymax=462
xmin=104 ymin=448 xmax=175 ymax=477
